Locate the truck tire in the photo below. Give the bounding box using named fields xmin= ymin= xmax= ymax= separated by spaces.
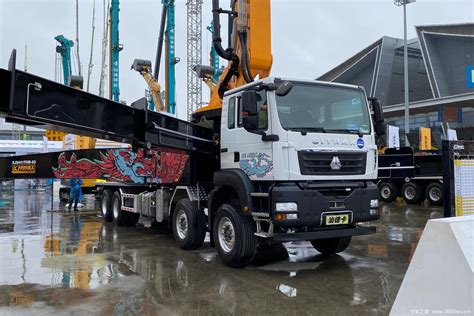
xmin=378 ymin=181 xmax=398 ymax=202
xmin=112 ymin=191 xmax=129 ymax=226
xmin=172 ymin=198 xmax=206 ymax=250
xmin=311 ymin=236 xmax=351 ymax=255
xmin=401 ymin=182 xmax=425 ymax=204
xmin=425 ymin=182 xmax=443 ymax=206
xmin=213 ymin=204 xmax=257 ymax=267
xmin=100 ymin=190 xmax=113 ymax=222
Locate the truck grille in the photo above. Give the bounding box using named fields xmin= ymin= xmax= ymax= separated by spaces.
xmin=298 ymin=151 xmax=366 ymax=175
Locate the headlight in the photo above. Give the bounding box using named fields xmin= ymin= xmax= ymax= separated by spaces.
xmin=276 ymin=202 xmax=298 ymax=212
xmin=370 ymin=199 xmax=379 ymax=208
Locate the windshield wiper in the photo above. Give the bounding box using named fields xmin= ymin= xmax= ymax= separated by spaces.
xmin=288 ymin=127 xmax=327 ymax=135
xmin=326 ymin=128 xmax=364 ymax=137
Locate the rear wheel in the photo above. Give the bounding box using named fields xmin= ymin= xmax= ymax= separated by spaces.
xmin=100 ymin=190 xmax=113 ymax=222
xmin=213 ymin=204 xmax=257 ymax=267
xmin=311 ymin=236 xmax=351 ymax=255
xmin=378 ymin=181 xmax=398 ymax=202
xmin=172 ymin=199 xmax=206 ymax=250
xmin=425 ymin=182 xmax=443 ymax=206
xmin=112 ymin=191 xmax=129 ymax=226
xmin=402 ymin=182 xmax=425 ymax=204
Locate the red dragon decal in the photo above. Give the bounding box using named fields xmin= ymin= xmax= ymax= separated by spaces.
xmin=52 ymin=148 xmax=188 ymax=184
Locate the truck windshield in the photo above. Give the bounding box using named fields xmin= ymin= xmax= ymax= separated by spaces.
xmin=275 ymin=83 xmax=371 ymax=135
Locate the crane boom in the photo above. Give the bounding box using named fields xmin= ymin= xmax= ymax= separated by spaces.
xmin=196 ymin=0 xmax=272 ymax=114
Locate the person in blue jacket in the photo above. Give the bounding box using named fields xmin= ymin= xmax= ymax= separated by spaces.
xmin=68 ymin=178 xmax=83 ymax=211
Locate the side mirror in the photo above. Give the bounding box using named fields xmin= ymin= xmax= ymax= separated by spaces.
xmin=276 ymin=81 xmax=293 ymax=97
xmin=372 ymin=99 xmax=385 ymax=136
xmin=241 ymin=91 xmax=258 ymax=116
xmin=243 ymin=116 xmax=258 ymax=131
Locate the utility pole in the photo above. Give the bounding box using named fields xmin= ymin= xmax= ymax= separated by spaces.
xmin=75 ymin=0 xmax=82 ymax=76
xmin=87 ymin=0 xmax=96 ymax=92
xmin=24 ymin=45 xmax=28 ymax=72
xmin=394 ymin=0 xmax=415 ymax=145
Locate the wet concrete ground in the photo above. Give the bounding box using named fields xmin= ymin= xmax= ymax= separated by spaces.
xmin=0 ymin=190 xmax=443 ymax=315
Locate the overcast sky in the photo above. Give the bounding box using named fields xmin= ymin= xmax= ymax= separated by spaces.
xmin=1 ymin=0 xmax=472 ymax=119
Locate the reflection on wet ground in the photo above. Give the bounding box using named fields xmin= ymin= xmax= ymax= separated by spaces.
xmin=0 ymin=191 xmax=443 ymax=315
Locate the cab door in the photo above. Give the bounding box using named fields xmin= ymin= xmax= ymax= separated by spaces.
xmin=220 ymin=96 xmax=237 ymax=169
xmin=233 ymin=90 xmax=274 ymax=181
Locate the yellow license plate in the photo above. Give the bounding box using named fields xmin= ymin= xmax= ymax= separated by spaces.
xmin=325 ymin=214 xmax=350 ymax=225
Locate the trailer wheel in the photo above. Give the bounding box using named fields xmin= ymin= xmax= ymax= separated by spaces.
xmin=213 ymin=204 xmax=257 ymax=267
xmin=425 ymin=182 xmax=443 ymax=206
xmin=311 ymin=236 xmax=351 ymax=255
xmin=378 ymin=181 xmax=398 ymax=202
xmin=112 ymin=191 xmax=128 ymax=226
xmin=172 ymin=198 xmax=206 ymax=250
xmin=401 ymin=182 xmax=425 ymax=204
xmin=100 ymin=190 xmax=113 ymax=222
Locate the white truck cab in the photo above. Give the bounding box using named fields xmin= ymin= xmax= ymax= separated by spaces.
xmin=221 ymin=77 xmax=379 ymax=182
xmin=208 ymin=77 xmax=384 ymax=265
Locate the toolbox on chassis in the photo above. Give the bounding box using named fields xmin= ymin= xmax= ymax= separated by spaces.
xmin=0 ymin=48 xmax=384 ymax=266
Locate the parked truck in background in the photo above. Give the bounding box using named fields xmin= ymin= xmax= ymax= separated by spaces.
xmin=377 ymin=147 xmax=444 ymax=205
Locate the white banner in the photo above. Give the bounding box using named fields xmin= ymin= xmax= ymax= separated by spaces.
xmin=387 ymin=125 xmax=400 ymax=148
xmin=448 ymin=129 xmax=458 ymax=141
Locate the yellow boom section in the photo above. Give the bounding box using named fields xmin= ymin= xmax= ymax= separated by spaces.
xmin=197 ymin=0 xmax=272 ymax=113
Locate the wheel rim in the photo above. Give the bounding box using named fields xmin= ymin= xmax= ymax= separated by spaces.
xmin=429 ymin=187 xmax=441 ymax=202
xmin=176 ymin=209 xmax=188 ymax=240
xmin=218 ymin=217 xmax=235 ymax=253
xmin=113 ymin=198 xmax=119 ymax=219
xmin=101 ymin=197 xmax=108 ymax=216
xmin=405 ymin=186 xmax=416 ymax=200
xmin=381 ymin=186 xmax=391 ymax=200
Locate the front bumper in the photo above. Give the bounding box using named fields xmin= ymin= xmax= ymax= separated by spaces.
xmin=272 ymin=225 xmax=376 ymax=242
xmin=270 ymin=181 xmax=379 ymax=228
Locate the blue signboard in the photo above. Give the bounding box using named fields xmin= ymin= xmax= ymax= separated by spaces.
xmin=467 ymin=65 xmax=474 ymax=89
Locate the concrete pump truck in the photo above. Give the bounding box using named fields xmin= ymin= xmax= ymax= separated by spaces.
xmin=0 ymin=0 xmax=385 ymax=267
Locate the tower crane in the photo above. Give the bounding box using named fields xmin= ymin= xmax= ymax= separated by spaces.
xmin=133 ymin=1 xmax=178 ymax=114
xmin=109 ymin=0 xmax=123 ymax=102
xmin=54 ymin=35 xmax=74 ymax=84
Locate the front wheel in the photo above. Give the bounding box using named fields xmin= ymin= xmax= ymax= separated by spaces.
xmin=311 ymin=236 xmax=351 ymax=255
xmin=213 ymin=204 xmax=257 ymax=267
xmin=172 ymin=199 xmax=206 ymax=250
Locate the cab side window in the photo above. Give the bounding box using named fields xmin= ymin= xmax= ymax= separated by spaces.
xmin=228 ymin=97 xmax=236 ymax=129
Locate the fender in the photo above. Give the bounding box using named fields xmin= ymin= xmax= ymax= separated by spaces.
xmin=209 ymin=168 xmax=255 ymax=215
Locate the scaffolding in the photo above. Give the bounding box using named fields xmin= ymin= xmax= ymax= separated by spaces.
xmin=186 ymin=0 xmax=202 ymax=120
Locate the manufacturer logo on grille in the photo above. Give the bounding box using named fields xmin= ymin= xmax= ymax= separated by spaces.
xmin=330 ymin=156 xmax=342 ymax=170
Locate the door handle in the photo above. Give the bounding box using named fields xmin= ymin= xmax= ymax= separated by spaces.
xmin=234 ymin=152 xmax=240 ymax=162
xmin=220 ymin=148 xmax=228 ymax=153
